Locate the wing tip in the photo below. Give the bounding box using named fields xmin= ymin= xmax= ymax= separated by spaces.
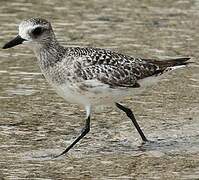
xmin=148 ymin=57 xmax=192 ymax=67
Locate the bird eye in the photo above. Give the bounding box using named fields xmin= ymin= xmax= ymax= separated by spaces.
xmin=31 ymin=27 xmax=44 ymax=37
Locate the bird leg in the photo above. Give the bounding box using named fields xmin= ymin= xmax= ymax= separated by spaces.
xmin=115 ymin=102 xmax=148 ymax=142
xmin=54 ymin=116 xmax=90 ymax=158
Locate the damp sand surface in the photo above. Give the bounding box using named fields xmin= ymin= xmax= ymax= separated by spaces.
xmin=0 ymin=0 xmax=199 ymax=179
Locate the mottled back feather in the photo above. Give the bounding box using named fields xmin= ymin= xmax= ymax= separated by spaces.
xmin=70 ymin=47 xmax=189 ymax=88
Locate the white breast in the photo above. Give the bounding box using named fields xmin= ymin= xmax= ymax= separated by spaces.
xmin=53 ymin=83 xmax=91 ymax=106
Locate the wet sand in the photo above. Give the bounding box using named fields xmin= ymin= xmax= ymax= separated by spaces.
xmin=0 ymin=0 xmax=199 ymax=179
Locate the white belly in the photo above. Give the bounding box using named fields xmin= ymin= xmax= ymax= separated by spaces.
xmin=46 ymin=65 xmax=180 ymax=107
xmin=51 ymin=73 xmax=171 ymax=107
xmin=53 ymin=83 xmax=91 ymax=106
xmin=51 ymin=80 xmax=143 ymax=107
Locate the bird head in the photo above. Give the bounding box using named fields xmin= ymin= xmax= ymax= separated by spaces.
xmin=3 ymin=17 xmax=55 ymax=50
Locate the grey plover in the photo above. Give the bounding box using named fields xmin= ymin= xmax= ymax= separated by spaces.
xmin=3 ymin=18 xmax=190 ymax=157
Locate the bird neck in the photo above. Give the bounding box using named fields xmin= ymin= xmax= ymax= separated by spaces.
xmin=34 ymin=38 xmax=67 ymax=70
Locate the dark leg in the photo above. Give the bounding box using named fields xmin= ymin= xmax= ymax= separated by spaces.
xmin=115 ymin=102 xmax=148 ymax=142
xmin=54 ymin=116 xmax=90 ymax=158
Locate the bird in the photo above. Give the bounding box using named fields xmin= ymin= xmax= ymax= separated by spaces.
xmin=2 ymin=17 xmax=190 ymax=157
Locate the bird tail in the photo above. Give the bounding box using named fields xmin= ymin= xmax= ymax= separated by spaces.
xmin=146 ymin=57 xmax=192 ymax=76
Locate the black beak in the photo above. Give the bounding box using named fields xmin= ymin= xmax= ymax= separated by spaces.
xmin=2 ymin=35 xmax=26 ymax=49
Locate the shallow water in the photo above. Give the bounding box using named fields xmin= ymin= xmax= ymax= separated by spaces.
xmin=0 ymin=0 xmax=199 ymax=179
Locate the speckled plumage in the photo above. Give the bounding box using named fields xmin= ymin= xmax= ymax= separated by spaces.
xmin=38 ymin=44 xmax=189 ymax=88
xmin=4 ymin=17 xmax=190 ymax=109
xmin=66 ymin=47 xmax=158 ymax=88
xmin=3 ymin=18 xmax=191 ymax=156
xmin=17 ymin=18 xmax=189 ymax=91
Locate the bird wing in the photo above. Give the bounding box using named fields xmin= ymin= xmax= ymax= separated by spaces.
xmin=71 ymin=47 xmax=160 ymax=88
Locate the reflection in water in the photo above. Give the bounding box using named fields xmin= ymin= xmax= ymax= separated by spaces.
xmin=0 ymin=0 xmax=199 ymax=179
